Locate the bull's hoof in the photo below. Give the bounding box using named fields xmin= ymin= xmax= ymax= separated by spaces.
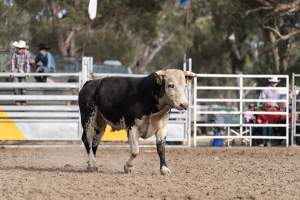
xmin=87 ymin=165 xmax=98 ymax=172
xmin=160 ymin=166 xmax=171 ymax=175
xmin=124 ymin=165 xmax=134 ymax=174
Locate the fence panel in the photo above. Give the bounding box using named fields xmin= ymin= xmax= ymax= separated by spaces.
xmin=292 ymin=73 xmax=300 ymax=144
xmin=193 ymin=74 xmax=289 ymax=147
xmin=0 ymin=57 xmax=192 ymax=146
xmin=0 ymin=72 xmax=81 ymax=140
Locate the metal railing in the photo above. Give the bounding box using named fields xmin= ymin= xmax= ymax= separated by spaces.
xmin=0 ymin=57 xmax=192 ymax=145
xmin=0 ymin=72 xmax=81 ymax=140
xmin=193 ymin=74 xmax=289 ymax=147
xmin=292 ymin=73 xmax=300 ymax=145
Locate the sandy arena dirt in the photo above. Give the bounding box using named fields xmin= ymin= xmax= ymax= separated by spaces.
xmin=1 ymin=146 xmax=300 ymax=200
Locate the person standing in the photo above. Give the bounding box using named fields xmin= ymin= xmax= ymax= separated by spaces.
xmin=11 ymin=40 xmax=31 ymax=105
xmin=258 ymin=77 xmax=281 ymax=147
xmin=34 ymin=43 xmax=56 ymax=82
xmin=258 ymin=77 xmax=280 ymax=108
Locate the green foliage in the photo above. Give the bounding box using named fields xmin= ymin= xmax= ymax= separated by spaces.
xmin=0 ymin=0 xmax=299 ymax=74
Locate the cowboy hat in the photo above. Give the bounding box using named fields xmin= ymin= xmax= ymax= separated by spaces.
xmin=38 ymin=43 xmax=50 ymax=50
xmin=268 ymin=77 xmax=280 ymax=83
xmin=12 ymin=40 xmax=29 ymax=49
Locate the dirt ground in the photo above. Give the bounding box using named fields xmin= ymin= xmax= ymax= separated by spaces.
xmin=1 ymin=146 xmax=300 ymax=200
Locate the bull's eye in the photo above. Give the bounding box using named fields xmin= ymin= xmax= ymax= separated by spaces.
xmin=168 ymin=83 xmax=175 ymax=88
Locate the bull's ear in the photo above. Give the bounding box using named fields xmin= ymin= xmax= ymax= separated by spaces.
xmin=184 ymin=71 xmax=196 ymax=85
xmin=155 ymin=70 xmax=166 ymax=85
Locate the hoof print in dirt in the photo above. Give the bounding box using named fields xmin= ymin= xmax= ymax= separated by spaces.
xmin=86 ymin=166 xmax=98 ymax=172
xmin=124 ymin=165 xmax=134 ymax=174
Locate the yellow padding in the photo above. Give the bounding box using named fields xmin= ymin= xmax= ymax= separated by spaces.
xmin=101 ymin=125 xmax=128 ymax=142
xmin=0 ymin=107 xmax=26 ymax=140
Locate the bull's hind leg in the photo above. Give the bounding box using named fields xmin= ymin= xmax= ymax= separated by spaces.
xmin=90 ymin=114 xmax=106 ymax=163
xmin=124 ymin=126 xmax=140 ymax=174
xmin=81 ymin=108 xmax=99 ymax=171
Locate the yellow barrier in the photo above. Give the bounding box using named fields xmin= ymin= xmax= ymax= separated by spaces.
xmin=101 ymin=125 xmax=128 ymax=142
xmin=0 ymin=106 xmax=26 ymax=140
xmin=0 ymin=106 xmax=128 ymax=141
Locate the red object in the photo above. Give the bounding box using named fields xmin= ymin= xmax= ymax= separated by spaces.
xmin=257 ymin=109 xmax=286 ymax=124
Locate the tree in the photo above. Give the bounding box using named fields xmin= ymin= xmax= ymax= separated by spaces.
xmin=243 ymin=0 xmax=300 ymax=73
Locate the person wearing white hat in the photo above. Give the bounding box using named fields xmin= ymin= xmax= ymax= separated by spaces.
xmin=11 ymin=40 xmax=31 ymax=105
xmin=257 ymin=76 xmax=281 ymax=147
xmin=259 ymin=76 xmax=280 ymax=107
xmin=11 ymin=40 xmax=31 ymax=73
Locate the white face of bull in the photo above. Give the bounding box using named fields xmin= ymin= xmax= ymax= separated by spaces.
xmin=155 ymin=69 xmax=195 ymax=110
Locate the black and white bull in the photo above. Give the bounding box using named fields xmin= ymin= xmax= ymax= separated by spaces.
xmin=78 ymin=69 xmax=195 ymax=175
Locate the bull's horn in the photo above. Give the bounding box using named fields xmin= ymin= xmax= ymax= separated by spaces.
xmin=184 ymin=71 xmax=196 ymax=77
xmin=155 ymin=70 xmax=166 ymax=76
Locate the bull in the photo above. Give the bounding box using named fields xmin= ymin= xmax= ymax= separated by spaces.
xmin=78 ymin=69 xmax=195 ymax=175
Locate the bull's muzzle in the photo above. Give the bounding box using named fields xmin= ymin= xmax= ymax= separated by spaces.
xmin=179 ymin=102 xmax=188 ymax=110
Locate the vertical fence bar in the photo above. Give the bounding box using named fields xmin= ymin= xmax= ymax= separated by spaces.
xmin=291 ymin=73 xmax=295 ymax=146
xmin=286 ymin=75 xmax=289 ymax=147
xmin=239 ymin=75 xmax=243 ymax=143
xmin=250 ymin=127 xmax=252 ymax=146
xmin=187 ymin=58 xmax=192 ymax=147
xmin=78 ymin=71 xmax=82 ymax=139
xmin=193 ymin=75 xmax=197 ymax=147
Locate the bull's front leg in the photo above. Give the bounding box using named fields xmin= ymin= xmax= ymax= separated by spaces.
xmin=156 ymin=126 xmax=170 ymax=175
xmin=124 ymin=126 xmax=140 ymax=174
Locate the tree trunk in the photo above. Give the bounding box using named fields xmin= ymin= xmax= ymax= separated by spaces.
xmin=131 ymin=34 xmax=174 ymax=73
xmin=47 ymin=0 xmax=80 ymax=60
xmin=269 ymin=30 xmax=280 ymax=73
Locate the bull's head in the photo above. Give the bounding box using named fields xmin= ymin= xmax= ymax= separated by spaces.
xmin=155 ymin=69 xmax=195 ymax=110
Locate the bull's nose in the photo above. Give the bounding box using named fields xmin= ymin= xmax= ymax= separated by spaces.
xmin=179 ymin=103 xmax=188 ymax=110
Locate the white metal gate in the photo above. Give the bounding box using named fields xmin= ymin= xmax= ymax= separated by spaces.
xmin=292 ymin=73 xmax=300 ymax=145
xmin=193 ymin=74 xmax=289 ymax=147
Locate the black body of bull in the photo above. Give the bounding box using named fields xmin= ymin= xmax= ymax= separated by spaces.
xmin=78 ymin=73 xmax=168 ymax=172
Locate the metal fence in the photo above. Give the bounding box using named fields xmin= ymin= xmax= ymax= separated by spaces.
xmin=193 ymin=74 xmax=289 ymax=147
xmin=0 ymin=57 xmax=192 ymax=146
xmin=0 ymin=72 xmax=81 ymax=140
xmin=292 ymin=73 xmax=300 ymax=145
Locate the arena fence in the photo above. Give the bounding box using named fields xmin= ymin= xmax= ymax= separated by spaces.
xmin=0 ymin=57 xmax=192 ymax=146
xmin=0 ymin=72 xmax=81 ymax=140
xmin=193 ymin=74 xmax=289 ymax=147
xmin=292 ymin=73 xmax=300 ymax=145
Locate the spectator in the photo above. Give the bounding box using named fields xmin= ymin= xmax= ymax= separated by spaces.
xmin=257 ymin=102 xmax=286 ymax=147
xmin=244 ymin=103 xmax=256 ymax=123
xmin=258 ymin=77 xmax=280 ymax=108
xmin=11 ymin=40 xmax=31 ymax=105
xmin=257 ymin=103 xmax=274 ymax=147
xmin=256 ymin=77 xmax=281 ymax=147
xmin=34 ymin=43 xmax=56 ymax=82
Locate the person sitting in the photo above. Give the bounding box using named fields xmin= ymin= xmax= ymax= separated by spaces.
xmin=34 ymin=43 xmax=56 ymax=82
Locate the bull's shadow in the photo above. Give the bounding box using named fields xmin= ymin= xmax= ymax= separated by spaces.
xmin=0 ymin=165 xmax=124 ymax=174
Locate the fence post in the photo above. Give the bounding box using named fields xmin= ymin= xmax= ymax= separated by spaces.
xmin=187 ymin=58 xmax=192 ymax=147
xmin=286 ymin=75 xmax=289 ymax=147
xmin=81 ymin=57 xmax=93 ymax=87
xmin=292 ymin=73 xmax=295 ymax=146
xmin=193 ymin=75 xmax=197 ymax=147
xmin=239 ymin=75 xmax=243 ymax=143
